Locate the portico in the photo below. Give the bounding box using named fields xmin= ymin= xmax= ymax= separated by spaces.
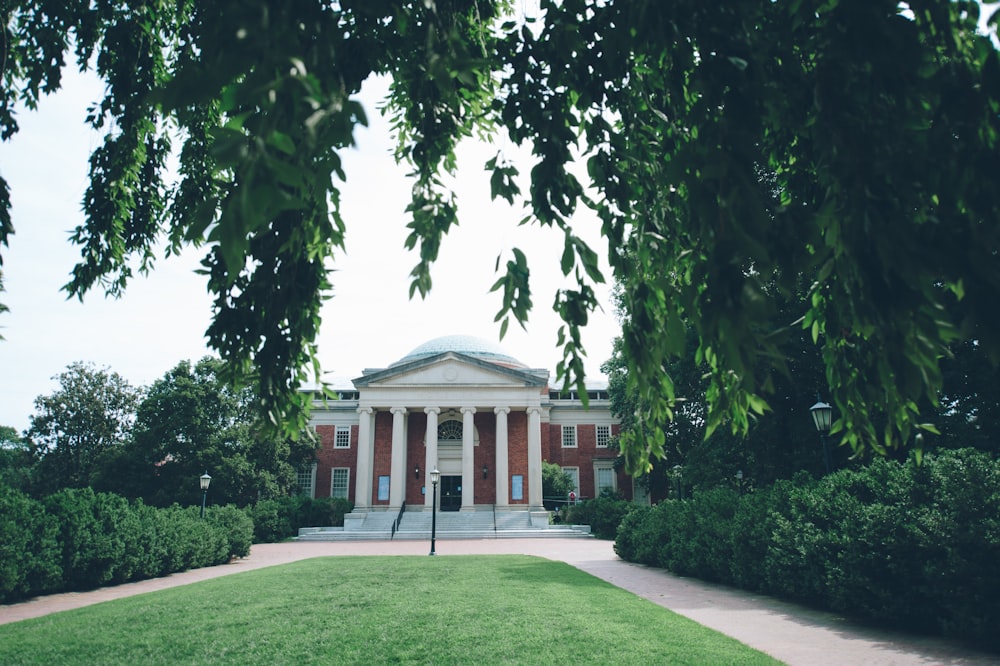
xmin=348 ymin=347 xmax=549 ymax=512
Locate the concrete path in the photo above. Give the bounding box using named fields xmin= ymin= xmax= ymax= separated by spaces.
xmin=1 ymin=539 xmax=996 ymax=665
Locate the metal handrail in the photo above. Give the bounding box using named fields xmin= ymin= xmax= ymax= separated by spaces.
xmin=492 ymin=503 xmax=497 ymax=535
xmin=391 ymin=501 xmax=406 ymax=539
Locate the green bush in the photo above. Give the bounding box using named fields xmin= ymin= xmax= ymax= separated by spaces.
xmin=613 ymin=504 xmax=661 ymax=564
xmin=45 ymin=488 xmax=122 ymax=590
xmin=563 ymin=494 xmax=634 ymax=540
xmin=295 ymin=496 xmax=353 ymax=530
xmin=249 ymin=498 xmax=293 ymax=543
xmin=0 ymin=487 xmax=247 ymax=603
xmin=208 ymin=505 xmax=254 ymax=558
xmin=614 ymin=449 xmax=1000 ymax=648
xmin=0 ymin=485 xmax=61 ymax=599
xmin=249 ymin=495 xmax=354 ymax=543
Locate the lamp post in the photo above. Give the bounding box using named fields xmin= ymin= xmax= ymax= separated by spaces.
xmin=199 ymin=471 xmax=212 ymax=518
xmin=429 ymin=467 xmax=440 ymax=556
xmin=672 ymin=464 xmax=683 ymax=500
xmin=735 ymin=469 xmax=744 ymax=496
xmin=810 ymin=397 xmax=833 ymax=475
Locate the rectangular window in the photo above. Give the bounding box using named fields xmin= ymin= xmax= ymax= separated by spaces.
xmin=595 ymin=466 xmax=616 ymax=496
xmin=331 ymin=468 xmax=350 ymax=499
xmin=377 ymin=475 xmax=390 ymax=501
xmin=596 ymin=425 xmax=611 ymax=448
xmin=562 ymin=466 xmax=580 ymax=495
xmin=561 ymin=425 xmax=577 ymax=448
xmin=334 ymin=425 xmax=351 ymax=449
xmin=296 ymin=463 xmax=317 ymax=497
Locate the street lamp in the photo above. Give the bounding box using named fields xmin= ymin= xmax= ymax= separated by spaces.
xmin=735 ymin=469 xmax=744 ymax=496
xmin=672 ymin=464 xmax=683 ymax=500
xmin=199 ymin=471 xmax=212 ymax=518
xmin=429 ymin=467 xmax=440 ymax=556
xmin=810 ymin=397 xmax=833 ymax=474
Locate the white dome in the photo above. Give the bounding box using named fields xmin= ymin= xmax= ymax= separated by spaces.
xmin=395 ymin=334 xmax=525 ymax=368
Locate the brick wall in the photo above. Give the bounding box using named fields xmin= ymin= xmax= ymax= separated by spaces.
xmin=474 ymin=411 xmax=497 ymax=504
xmin=406 ymin=411 xmax=427 ymax=506
xmin=371 ymin=411 xmax=393 ymax=506
xmin=314 ymin=424 xmax=358 ymax=499
xmin=507 ymin=410 xmax=528 ymax=504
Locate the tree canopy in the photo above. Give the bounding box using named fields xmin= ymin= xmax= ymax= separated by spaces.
xmin=26 ymin=362 xmax=140 ymax=493
xmin=3 ymin=1 xmax=999 ymax=471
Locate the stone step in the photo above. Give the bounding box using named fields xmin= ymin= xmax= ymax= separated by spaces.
xmin=297 ymin=508 xmax=592 ymax=541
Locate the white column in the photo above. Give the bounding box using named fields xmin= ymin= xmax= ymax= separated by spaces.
xmin=461 ymin=407 xmax=476 ymax=510
xmin=424 ymin=406 xmax=440 ymax=509
xmin=494 ymin=407 xmax=509 ymax=508
xmin=527 ymin=406 xmax=543 ymax=509
xmin=390 ymin=407 xmax=407 ymax=508
xmin=355 ymin=407 xmax=374 ymax=509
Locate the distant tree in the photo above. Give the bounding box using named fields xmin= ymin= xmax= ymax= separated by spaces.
xmin=100 ymin=357 xmax=318 ymax=507
xmin=0 ymin=425 xmax=32 ymax=491
xmin=26 ymin=363 xmax=140 ymax=494
xmin=930 ymin=340 xmax=1000 ymax=454
xmin=541 ymin=461 xmax=575 ymax=510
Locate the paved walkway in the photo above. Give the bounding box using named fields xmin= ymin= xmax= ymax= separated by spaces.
xmin=1 ymin=539 xmax=996 ymax=665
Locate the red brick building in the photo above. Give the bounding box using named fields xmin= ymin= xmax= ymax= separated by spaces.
xmin=305 ymin=335 xmax=633 ymax=518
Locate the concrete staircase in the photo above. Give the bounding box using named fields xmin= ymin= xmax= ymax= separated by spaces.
xmin=297 ymin=508 xmax=592 ymax=541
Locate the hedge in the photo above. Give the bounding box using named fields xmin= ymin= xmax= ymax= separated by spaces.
xmin=613 ymin=449 xmax=1000 ymax=649
xmin=562 ymin=494 xmax=636 ymax=540
xmin=0 ymin=486 xmax=253 ymax=603
xmin=249 ymin=495 xmax=353 ymax=543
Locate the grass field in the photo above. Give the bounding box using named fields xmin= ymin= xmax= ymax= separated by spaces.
xmin=0 ymin=555 xmax=779 ymax=665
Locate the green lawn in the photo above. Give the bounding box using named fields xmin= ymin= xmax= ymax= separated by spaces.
xmin=0 ymin=556 xmax=780 ymax=665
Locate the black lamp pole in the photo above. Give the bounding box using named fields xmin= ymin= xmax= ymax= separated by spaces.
xmin=199 ymin=471 xmax=212 ymax=518
xmin=810 ymin=396 xmax=833 ymax=475
xmin=429 ymin=467 xmax=440 ymax=556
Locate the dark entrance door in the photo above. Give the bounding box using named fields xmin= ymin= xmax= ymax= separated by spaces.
xmin=440 ymin=475 xmax=462 ymax=511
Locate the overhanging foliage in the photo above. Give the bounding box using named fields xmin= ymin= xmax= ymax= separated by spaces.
xmin=2 ymin=1 xmax=998 ymax=468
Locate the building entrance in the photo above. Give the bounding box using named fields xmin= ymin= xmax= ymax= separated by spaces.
xmin=440 ymin=475 xmax=462 ymax=511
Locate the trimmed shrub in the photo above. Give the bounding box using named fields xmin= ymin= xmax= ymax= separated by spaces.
xmin=0 ymin=485 xmax=61 ymax=599
xmin=249 ymin=498 xmax=293 ymax=543
xmin=0 ymin=487 xmax=248 ymax=603
xmin=296 ymin=496 xmax=353 ymax=530
xmin=208 ymin=504 xmax=254 ymax=559
xmin=249 ymin=495 xmax=354 ymax=543
xmin=614 ymin=449 xmax=1000 ymax=648
xmin=563 ymin=494 xmax=634 ymax=540
xmin=614 ymin=504 xmax=662 ymax=565
xmin=45 ymin=488 xmax=122 ymax=590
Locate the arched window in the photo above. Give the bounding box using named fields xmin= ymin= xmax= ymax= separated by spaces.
xmin=438 ymin=419 xmax=463 ymax=441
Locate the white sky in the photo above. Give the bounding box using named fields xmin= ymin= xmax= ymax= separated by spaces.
xmin=0 ymin=70 xmax=619 ymax=433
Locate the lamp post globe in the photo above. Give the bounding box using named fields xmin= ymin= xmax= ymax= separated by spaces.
xmin=810 ymin=398 xmax=833 ymax=474
xmin=199 ymin=471 xmax=212 ymax=518
xmin=429 ymin=467 xmax=440 ymax=556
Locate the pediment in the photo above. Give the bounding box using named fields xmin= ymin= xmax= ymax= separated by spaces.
xmin=354 ymin=352 xmax=548 ymax=389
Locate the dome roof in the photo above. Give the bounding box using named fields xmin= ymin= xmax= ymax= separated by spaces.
xmin=394 ymin=334 xmax=526 ymax=368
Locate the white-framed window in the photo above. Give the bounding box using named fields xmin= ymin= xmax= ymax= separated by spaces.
xmin=562 ymin=466 xmax=580 ymax=495
xmin=594 ymin=463 xmax=616 ymax=496
xmin=334 ymin=425 xmax=351 ymax=449
xmin=331 ymin=467 xmax=350 ymax=499
xmin=561 ymin=425 xmax=577 ymax=448
xmin=596 ymin=425 xmax=611 ymax=448
xmin=296 ymin=463 xmax=317 ymax=497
